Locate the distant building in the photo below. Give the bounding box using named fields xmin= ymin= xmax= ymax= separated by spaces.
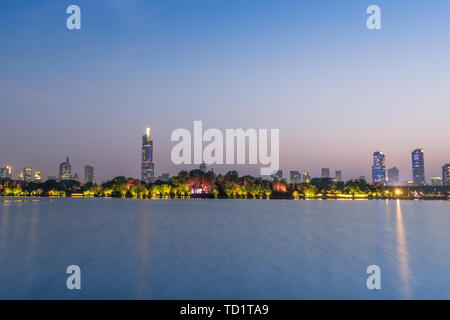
xmin=47 ymin=176 xmax=57 ymax=181
xmin=443 ymin=164 xmax=450 ymax=186
xmin=272 ymin=170 xmax=283 ymax=180
xmin=372 ymin=151 xmax=386 ymax=184
xmin=34 ymin=171 xmax=41 ymax=182
xmin=360 ymin=176 xmax=366 ymax=182
xmin=72 ymin=173 xmax=79 ymax=182
xmin=23 ymin=167 xmax=33 ymax=182
xmin=141 ymin=122 xmax=154 ymax=183
xmin=199 ymin=163 xmax=206 ymax=172
xmin=412 ymin=148 xmax=426 ymax=186
xmin=321 ymin=168 xmax=330 ymax=178
xmin=159 ymin=173 xmax=171 ymax=182
xmin=335 ymin=170 xmax=342 ymax=182
xmin=431 ymin=177 xmax=442 ymax=186
xmin=84 ymin=165 xmax=94 ymax=184
xmin=290 ymin=171 xmax=301 ymax=184
xmin=302 ymin=172 xmax=310 ymax=183
xmin=0 ymin=165 xmax=12 ymax=179
xmin=59 ymin=157 xmax=72 ymax=181
xmin=387 ymin=167 xmax=400 ymax=185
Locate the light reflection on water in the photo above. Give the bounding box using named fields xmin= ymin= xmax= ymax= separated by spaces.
xmin=0 ymin=199 xmax=449 ymax=299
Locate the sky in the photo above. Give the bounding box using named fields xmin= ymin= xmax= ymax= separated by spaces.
xmin=1 ymin=0 xmax=450 ymax=183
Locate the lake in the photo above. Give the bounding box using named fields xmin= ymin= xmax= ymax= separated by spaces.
xmin=0 ymin=198 xmax=449 ymax=299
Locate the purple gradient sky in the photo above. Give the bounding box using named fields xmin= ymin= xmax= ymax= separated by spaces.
xmin=1 ymin=0 xmax=449 ymax=182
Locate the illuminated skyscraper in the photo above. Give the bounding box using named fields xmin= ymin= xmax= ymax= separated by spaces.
xmin=23 ymin=167 xmax=33 ymax=182
xmin=84 ymin=165 xmax=94 ymax=184
xmin=59 ymin=157 xmax=72 ymax=181
xmin=321 ymin=168 xmax=330 ymax=178
xmin=372 ymin=151 xmax=386 ymax=184
xmin=34 ymin=171 xmax=41 ymax=182
xmin=411 ymin=149 xmax=425 ymax=186
xmin=0 ymin=166 xmax=12 ymax=179
xmin=141 ymin=122 xmax=154 ymax=182
xmin=443 ymin=164 xmax=450 ymax=186
xmin=302 ymin=172 xmax=310 ymax=183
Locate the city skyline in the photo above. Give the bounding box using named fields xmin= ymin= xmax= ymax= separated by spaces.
xmin=1 ymin=143 xmax=448 ymax=186
xmin=1 ymin=1 xmax=450 ymax=182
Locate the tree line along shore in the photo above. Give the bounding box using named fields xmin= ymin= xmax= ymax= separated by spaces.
xmin=1 ymin=170 xmax=449 ymax=200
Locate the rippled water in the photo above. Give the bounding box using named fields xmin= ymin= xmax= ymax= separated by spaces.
xmin=0 ymin=198 xmax=449 ymax=299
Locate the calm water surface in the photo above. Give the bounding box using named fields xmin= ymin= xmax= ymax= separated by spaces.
xmin=0 ymin=198 xmax=449 ymax=299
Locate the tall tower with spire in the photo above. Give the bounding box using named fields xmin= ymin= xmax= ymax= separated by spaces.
xmin=141 ymin=121 xmax=154 ymax=182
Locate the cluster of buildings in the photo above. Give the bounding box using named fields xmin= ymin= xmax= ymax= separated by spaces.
xmin=0 ymin=158 xmax=95 ymax=185
xmin=2 ymin=123 xmax=449 ymax=187
xmin=0 ymin=165 xmax=41 ymax=183
xmin=371 ymin=149 xmax=450 ymax=186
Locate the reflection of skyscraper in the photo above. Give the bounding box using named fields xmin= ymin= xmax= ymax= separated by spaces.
xmin=372 ymin=151 xmax=386 ymax=184
xmin=0 ymin=166 xmax=12 ymax=179
xmin=59 ymin=157 xmax=72 ymax=180
xmin=141 ymin=122 xmax=154 ymax=182
xmin=84 ymin=165 xmax=94 ymax=184
xmin=335 ymin=170 xmax=342 ymax=182
xmin=411 ymin=149 xmax=425 ymax=186
xmin=443 ymin=164 xmax=450 ymax=186
xmin=321 ymin=168 xmax=330 ymax=178
xmin=388 ymin=166 xmax=400 ymax=185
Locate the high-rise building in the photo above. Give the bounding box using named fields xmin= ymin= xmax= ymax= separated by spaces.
xmin=302 ymin=172 xmax=310 ymax=183
xmin=34 ymin=171 xmax=41 ymax=182
xmin=372 ymin=151 xmax=386 ymax=184
xmin=290 ymin=171 xmax=301 ymax=184
xmin=412 ymin=149 xmax=425 ymax=186
xmin=23 ymin=167 xmax=33 ymax=182
xmin=321 ymin=168 xmax=330 ymax=178
xmin=84 ymin=165 xmax=94 ymax=185
xmin=431 ymin=177 xmax=442 ymax=186
xmin=0 ymin=166 xmax=12 ymax=179
xmin=387 ymin=166 xmax=400 ymax=185
xmin=141 ymin=122 xmax=154 ymax=183
xmin=443 ymin=164 xmax=450 ymax=186
xmin=199 ymin=163 xmax=206 ymax=172
xmin=59 ymin=157 xmax=72 ymax=181
xmin=335 ymin=170 xmax=342 ymax=182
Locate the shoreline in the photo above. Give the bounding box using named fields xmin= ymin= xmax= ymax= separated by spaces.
xmin=1 ymin=195 xmax=449 ymax=201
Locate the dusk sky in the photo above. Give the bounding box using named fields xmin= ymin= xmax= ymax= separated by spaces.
xmin=1 ymin=0 xmax=450 ymax=182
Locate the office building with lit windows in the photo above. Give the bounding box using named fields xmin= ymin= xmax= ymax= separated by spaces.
xmin=443 ymin=164 xmax=450 ymax=186
xmin=412 ymin=149 xmax=426 ymax=186
xmin=372 ymin=151 xmax=386 ymax=184
xmin=0 ymin=166 xmax=12 ymax=179
xmin=302 ymin=172 xmax=310 ymax=183
xmin=23 ymin=167 xmax=33 ymax=182
xmin=59 ymin=157 xmax=72 ymax=181
xmin=141 ymin=122 xmax=155 ymax=183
